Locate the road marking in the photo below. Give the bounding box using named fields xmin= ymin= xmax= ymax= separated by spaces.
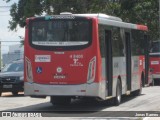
xmin=143 ymin=117 xmax=150 ymax=120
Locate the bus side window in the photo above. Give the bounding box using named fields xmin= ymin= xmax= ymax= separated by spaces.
xmin=131 ymin=30 xmax=145 ymax=55
xmin=112 ymin=27 xmax=124 ymax=57
xmin=99 ymin=25 xmax=106 ymax=58
xmin=120 ymin=29 xmax=126 ymax=56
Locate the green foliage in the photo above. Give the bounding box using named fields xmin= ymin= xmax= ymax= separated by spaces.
xmin=6 ymin=0 xmax=160 ymax=41
xmin=120 ymin=0 xmax=159 ymax=40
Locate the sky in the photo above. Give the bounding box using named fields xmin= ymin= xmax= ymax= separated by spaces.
xmin=0 ymin=0 xmax=24 ymax=55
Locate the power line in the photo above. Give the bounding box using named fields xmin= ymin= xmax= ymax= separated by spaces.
xmin=0 ymin=11 xmax=10 ymax=12
xmin=0 ymin=41 xmax=21 ymax=42
xmin=0 ymin=6 xmax=11 ymax=8
xmin=1 ymin=45 xmax=14 ymax=46
xmin=0 ymin=14 xmax=10 ymax=16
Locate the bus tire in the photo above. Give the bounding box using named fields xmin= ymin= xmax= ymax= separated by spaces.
xmin=50 ymin=96 xmax=71 ymax=106
xmin=0 ymin=91 xmax=2 ymax=96
xmin=113 ymin=79 xmax=122 ymax=106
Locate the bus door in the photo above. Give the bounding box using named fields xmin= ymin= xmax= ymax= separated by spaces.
xmin=105 ymin=30 xmax=113 ymax=96
xmin=125 ymin=32 xmax=132 ymax=92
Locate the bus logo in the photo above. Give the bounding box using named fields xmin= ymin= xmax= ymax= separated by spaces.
xmin=57 ymin=67 xmax=62 ymax=73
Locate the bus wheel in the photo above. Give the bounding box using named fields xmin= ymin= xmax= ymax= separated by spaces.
xmin=50 ymin=96 xmax=71 ymax=106
xmin=113 ymin=80 xmax=122 ymax=106
xmin=0 ymin=91 xmax=2 ymax=96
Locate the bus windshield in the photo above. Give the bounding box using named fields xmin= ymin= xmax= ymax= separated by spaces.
xmin=30 ymin=19 xmax=91 ymax=46
xmin=150 ymin=41 xmax=160 ymax=53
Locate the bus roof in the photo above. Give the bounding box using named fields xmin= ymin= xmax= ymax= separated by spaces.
xmin=72 ymin=13 xmax=148 ymax=31
xmin=74 ymin=13 xmax=123 ymax=22
xmin=74 ymin=13 xmax=148 ymax=31
xmin=28 ymin=13 xmax=148 ymax=31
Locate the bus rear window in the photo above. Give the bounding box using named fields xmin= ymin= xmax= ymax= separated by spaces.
xmin=30 ymin=19 xmax=92 ymax=47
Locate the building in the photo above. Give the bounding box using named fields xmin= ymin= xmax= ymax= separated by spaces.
xmin=2 ymin=44 xmax=24 ymax=66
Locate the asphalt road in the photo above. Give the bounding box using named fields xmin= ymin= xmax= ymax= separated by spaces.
xmin=0 ymin=86 xmax=160 ymax=119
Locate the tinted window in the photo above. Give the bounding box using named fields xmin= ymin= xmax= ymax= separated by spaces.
xmin=112 ymin=27 xmax=124 ymax=57
xmin=150 ymin=41 xmax=160 ymax=53
xmin=31 ymin=20 xmax=91 ymax=46
xmin=2 ymin=62 xmax=24 ymax=72
xmin=99 ymin=25 xmax=106 ymax=58
xmin=131 ymin=30 xmax=145 ymax=55
xmin=99 ymin=25 xmax=124 ymax=57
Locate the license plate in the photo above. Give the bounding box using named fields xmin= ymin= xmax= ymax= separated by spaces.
xmin=3 ymin=85 xmax=12 ymax=88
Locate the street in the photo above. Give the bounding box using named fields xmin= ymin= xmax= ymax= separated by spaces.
xmin=0 ymin=86 xmax=160 ymax=118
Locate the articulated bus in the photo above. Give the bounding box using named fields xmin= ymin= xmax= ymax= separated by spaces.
xmin=149 ymin=41 xmax=160 ymax=85
xmin=24 ymin=13 xmax=149 ymax=106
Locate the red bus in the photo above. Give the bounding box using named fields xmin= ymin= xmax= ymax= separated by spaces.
xmin=24 ymin=13 xmax=149 ymax=106
xmin=149 ymin=41 xmax=160 ymax=85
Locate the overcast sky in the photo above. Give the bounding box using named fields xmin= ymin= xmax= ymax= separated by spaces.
xmin=0 ymin=0 xmax=24 ymax=55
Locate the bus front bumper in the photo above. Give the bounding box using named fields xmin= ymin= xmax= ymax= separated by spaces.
xmin=152 ymin=74 xmax=160 ymax=79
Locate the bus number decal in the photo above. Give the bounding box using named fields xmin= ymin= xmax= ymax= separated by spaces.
xmin=70 ymin=54 xmax=84 ymax=67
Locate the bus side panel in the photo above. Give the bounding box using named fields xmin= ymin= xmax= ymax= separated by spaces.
xmin=112 ymin=57 xmax=126 ymax=97
xmin=131 ymin=30 xmax=146 ymax=90
xmin=131 ymin=56 xmax=143 ymax=91
xmin=24 ymin=19 xmax=31 ymax=83
xmin=85 ymin=18 xmax=106 ymax=99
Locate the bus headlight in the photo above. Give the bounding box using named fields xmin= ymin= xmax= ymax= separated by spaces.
xmin=87 ymin=56 xmax=96 ymax=84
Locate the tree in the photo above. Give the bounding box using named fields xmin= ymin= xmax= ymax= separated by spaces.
xmin=5 ymin=0 xmax=118 ymax=30
xmin=119 ymin=0 xmax=159 ymax=41
xmin=5 ymin=0 xmax=159 ymax=41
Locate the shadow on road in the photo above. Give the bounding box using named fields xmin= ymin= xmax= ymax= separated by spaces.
xmin=3 ymin=94 xmax=143 ymax=112
xmin=121 ymin=93 xmax=145 ymax=104
xmin=1 ymin=92 xmax=24 ymax=97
